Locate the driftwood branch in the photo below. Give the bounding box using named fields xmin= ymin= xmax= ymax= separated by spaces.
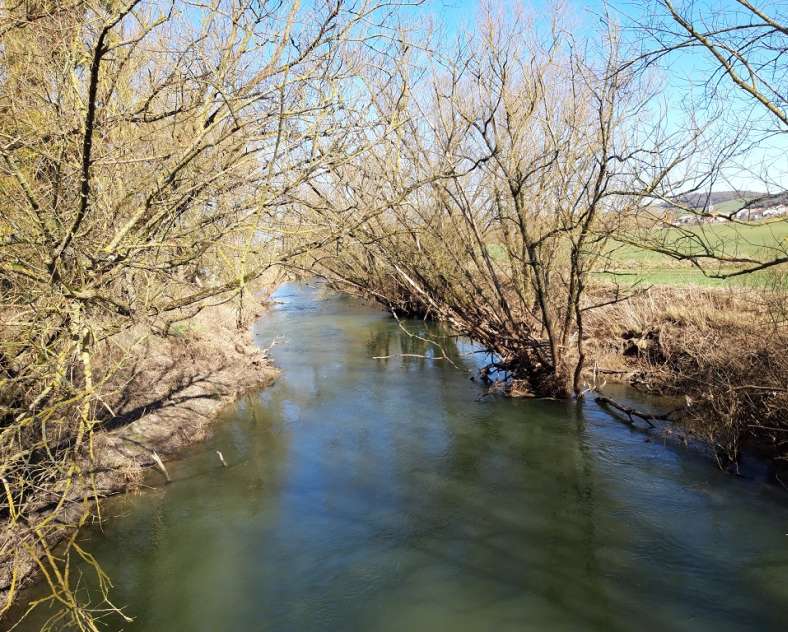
xmin=594 ymin=394 xmax=683 ymax=429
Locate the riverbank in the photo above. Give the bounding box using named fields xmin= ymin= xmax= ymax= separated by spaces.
xmin=587 ymin=285 xmax=788 ymax=480
xmin=0 ymin=298 xmax=278 ymax=614
xmin=334 ymin=278 xmax=788 ymax=483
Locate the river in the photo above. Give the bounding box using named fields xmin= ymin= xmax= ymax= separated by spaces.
xmin=11 ymin=283 xmax=788 ymax=631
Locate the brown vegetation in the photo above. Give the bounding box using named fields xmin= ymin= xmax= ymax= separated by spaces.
xmin=588 ymin=284 xmax=788 ymax=479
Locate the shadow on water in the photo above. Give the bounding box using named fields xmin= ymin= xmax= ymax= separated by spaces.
xmin=10 ymin=282 xmax=788 ymax=632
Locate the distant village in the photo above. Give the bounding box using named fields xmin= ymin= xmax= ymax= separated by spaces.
xmin=673 ymin=199 xmax=788 ymax=225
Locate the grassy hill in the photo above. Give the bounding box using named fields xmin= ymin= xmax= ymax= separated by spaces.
xmin=712 ymin=197 xmax=750 ymax=215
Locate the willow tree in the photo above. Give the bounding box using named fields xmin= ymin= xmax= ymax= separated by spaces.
xmin=302 ymin=6 xmax=677 ymax=398
xmin=0 ymin=0 xmax=404 ymax=627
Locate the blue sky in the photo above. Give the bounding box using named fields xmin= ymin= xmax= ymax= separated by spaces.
xmin=172 ymin=0 xmax=785 ymax=192
xmin=415 ymin=0 xmax=787 ymax=192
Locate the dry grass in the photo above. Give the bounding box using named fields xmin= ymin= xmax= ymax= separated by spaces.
xmin=588 ymin=285 xmax=788 ymax=478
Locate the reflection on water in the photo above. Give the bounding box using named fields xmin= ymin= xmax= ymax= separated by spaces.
xmin=12 ymin=283 xmax=788 ymax=631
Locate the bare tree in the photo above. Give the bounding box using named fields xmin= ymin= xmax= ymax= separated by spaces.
xmin=0 ymin=0 xmax=409 ymax=627
xmin=301 ymin=6 xmax=674 ymax=398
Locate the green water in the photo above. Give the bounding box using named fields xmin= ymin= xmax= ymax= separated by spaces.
xmin=11 ymin=283 xmax=788 ymax=631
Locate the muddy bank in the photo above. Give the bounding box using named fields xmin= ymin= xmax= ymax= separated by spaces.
xmin=0 ymin=302 xmax=277 ymax=610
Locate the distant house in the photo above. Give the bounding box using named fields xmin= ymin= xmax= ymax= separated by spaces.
xmin=735 ymin=207 xmax=765 ymax=221
xmin=675 ymin=213 xmax=723 ymax=225
xmin=666 ymin=191 xmax=787 ymax=224
xmin=762 ymin=205 xmax=787 ymax=218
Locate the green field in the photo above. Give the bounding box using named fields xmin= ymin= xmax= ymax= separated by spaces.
xmin=604 ymin=220 xmax=788 ymax=287
xmin=487 ymin=220 xmax=788 ymax=287
xmin=709 ymin=197 xmax=749 ymax=215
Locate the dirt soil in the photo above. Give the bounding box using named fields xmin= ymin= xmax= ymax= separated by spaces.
xmin=0 ymin=302 xmax=278 ymax=608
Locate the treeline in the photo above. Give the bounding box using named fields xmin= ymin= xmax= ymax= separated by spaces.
xmin=297 ymin=2 xmax=786 ymax=389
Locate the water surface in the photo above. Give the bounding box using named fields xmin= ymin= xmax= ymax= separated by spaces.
xmin=13 ymin=283 xmax=788 ymax=631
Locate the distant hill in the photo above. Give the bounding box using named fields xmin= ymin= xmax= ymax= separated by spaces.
xmin=662 ymin=190 xmax=788 ymax=213
xmin=746 ymin=191 xmax=788 ymax=208
xmin=673 ymin=191 xmax=763 ymax=209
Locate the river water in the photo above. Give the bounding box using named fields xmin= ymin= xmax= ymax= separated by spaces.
xmin=12 ymin=283 xmax=788 ymax=631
